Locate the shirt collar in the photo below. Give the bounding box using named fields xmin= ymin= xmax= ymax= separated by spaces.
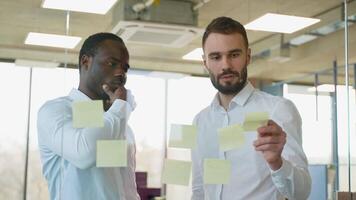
xmin=68 ymin=88 xmax=91 ymax=101
xmin=211 ymin=81 xmax=255 ymax=109
xmin=231 ymin=81 xmax=254 ymax=106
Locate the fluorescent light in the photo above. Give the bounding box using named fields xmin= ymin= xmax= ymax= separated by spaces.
xmin=182 ymin=48 xmax=203 ymax=61
xmin=25 ymin=32 xmax=81 ymax=49
xmin=308 ymin=84 xmax=335 ymax=92
xmin=245 ymin=13 xmax=320 ymax=34
xmin=42 ymin=0 xmax=117 ymax=14
xmin=15 ymin=59 xmax=60 ymax=68
xmin=290 ymin=34 xmax=318 ymax=46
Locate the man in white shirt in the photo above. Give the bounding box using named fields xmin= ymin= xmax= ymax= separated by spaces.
xmin=37 ymin=32 xmax=140 ymax=200
xmin=191 ymin=17 xmax=311 ymax=200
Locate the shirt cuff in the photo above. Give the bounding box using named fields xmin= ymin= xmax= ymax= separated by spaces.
xmin=107 ymin=99 xmax=132 ymax=119
xmin=270 ymin=158 xmax=293 ymax=186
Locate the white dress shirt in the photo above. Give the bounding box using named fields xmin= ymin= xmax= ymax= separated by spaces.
xmin=37 ymin=88 xmax=140 ymax=200
xmin=191 ymin=82 xmax=311 ymax=200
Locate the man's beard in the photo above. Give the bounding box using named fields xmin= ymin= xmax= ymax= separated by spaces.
xmin=87 ymin=74 xmax=127 ymax=101
xmin=209 ymin=66 xmax=247 ymax=95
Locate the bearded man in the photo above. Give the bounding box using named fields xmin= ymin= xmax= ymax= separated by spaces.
xmin=191 ymin=17 xmax=311 ymax=200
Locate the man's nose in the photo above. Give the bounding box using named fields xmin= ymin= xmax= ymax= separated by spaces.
xmin=221 ymin=56 xmax=232 ymax=70
xmin=113 ymin=65 xmax=126 ymax=75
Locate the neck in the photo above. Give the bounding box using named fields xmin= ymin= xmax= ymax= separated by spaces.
xmin=218 ymin=92 xmax=237 ymax=111
xmin=78 ymin=81 xmax=98 ymax=100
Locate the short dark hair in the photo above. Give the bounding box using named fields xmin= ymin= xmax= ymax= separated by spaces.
xmin=202 ymin=16 xmax=249 ymax=49
xmin=78 ymin=32 xmax=126 ymax=71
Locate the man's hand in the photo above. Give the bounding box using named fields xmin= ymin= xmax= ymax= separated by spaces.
xmin=102 ymin=84 xmax=127 ymax=110
xmin=253 ymin=120 xmax=286 ymax=171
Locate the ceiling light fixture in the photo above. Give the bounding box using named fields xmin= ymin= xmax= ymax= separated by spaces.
xmin=182 ymin=48 xmax=203 ymax=61
xmin=25 ymin=32 xmax=81 ymax=49
xmin=245 ymin=13 xmax=320 ymax=34
xmin=42 ymin=0 xmax=117 ymax=14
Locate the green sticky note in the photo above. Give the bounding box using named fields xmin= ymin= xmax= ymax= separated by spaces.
xmin=203 ymin=159 xmax=231 ymax=184
xmin=96 ymin=140 xmax=127 ymax=167
xmin=72 ymin=100 xmax=104 ymax=128
xmin=243 ymin=112 xmax=269 ymax=131
xmin=162 ymin=159 xmax=192 ymax=186
xmin=168 ymin=124 xmax=198 ymax=149
xmin=218 ymin=124 xmax=244 ymax=151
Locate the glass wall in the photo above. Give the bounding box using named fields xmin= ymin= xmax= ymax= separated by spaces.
xmin=0 ymin=63 xmax=30 ymax=200
xmin=281 ymin=66 xmax=356 ymax=198
xmin=0 ymin=63 xmax=217 ymax=199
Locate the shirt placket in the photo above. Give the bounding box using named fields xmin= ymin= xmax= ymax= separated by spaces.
xmin=217 ymin=108 xmax=230 ymax=200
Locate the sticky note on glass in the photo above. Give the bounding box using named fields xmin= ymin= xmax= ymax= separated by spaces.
xmin=161 ymin=159 xmax=192 ymax=186
xmin=168 ymin=124 xmax=198 ymax=149
xmin=218 ymin=124 xmax=244 ymax=151
xmin=96 ymin=140 xmax=127 ymax=167
xmin=72 ymin=100 xmax=104 ymax=128
xmin=243 ymin=112 xmax=269 ymax=132
xmin=203 ymin=159 xmax=231 ymax=184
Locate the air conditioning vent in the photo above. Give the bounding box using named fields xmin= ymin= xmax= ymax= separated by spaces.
xmin=112 ymin=21 xmax=203 ymax=48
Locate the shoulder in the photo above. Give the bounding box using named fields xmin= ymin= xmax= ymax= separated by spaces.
xmin=38 ymin=96 xmax=72 ymax=119
xmin=256 ymin=91 xmax=300 ymax=122
xmin=193 ymin=105 xmax=212 ymax=125
xmin=252 ymin=90 xmax=298 ymax=110
xmin=251 ymin=90 xmax=285 ymax=105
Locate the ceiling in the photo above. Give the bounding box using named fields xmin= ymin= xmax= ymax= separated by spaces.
xmin=0 ymin=0 xmax=355 ymax=85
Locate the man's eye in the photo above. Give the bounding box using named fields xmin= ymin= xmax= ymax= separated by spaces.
xmin=107 ymin=61 xmax=117 ymax=67
xmin=209 ymin=55 xmax=220 ymax=60
xmin=230 ymin=52 xmax=240 ymax=58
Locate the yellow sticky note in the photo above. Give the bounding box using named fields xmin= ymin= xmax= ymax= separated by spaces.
xmin=161 ymin=159 xmax=192 ymax=186
xmin=168 ymin=124 xmax=198 ymax=149
xmin=243 ymin=112 xmax=269 ymax=132
xmin=96 ymin=140 xmax=127 ymax=167
xmin=72 ymin=100 xmax=104 ymax=128
xmin=218 ymin=124 xmax=244 ymax=151
xmin=203 ymin=159 xmax=231 ymax=184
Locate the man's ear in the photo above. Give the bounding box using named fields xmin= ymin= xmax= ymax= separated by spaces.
xmin=246 ymin=48 xmax=251 ymax=65
xmin=202 ymin=54 xmax=209 ymax=71
xmin=80 ymin=55 xmax=91 ymax=72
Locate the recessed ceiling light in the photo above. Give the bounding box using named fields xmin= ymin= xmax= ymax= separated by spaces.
xmin=182 ymin=48 xmax=203 ymax=61
xmin=25 ymin=32 xmax=81 ymax=49
xmin=42 ymin=0 xmax=117 ymax=14
xmin=245 ymin=13 xmax=320 ymax=34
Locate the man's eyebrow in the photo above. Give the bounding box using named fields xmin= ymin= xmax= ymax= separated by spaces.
xmin=107 ymin=56 xmax=122 ymax=62
xmin=228 ymin=48 xmax=243 ymax=53
xmin=208 ymin=48 xmax=243 ymax=57
xmin=208 ymin=52 xmax=220 ymax=57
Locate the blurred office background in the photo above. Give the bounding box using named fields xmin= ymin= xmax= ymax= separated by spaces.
xmin=0 ymin=0 xmax=355 ymax=199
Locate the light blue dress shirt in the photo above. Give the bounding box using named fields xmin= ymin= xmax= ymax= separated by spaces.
xmin=191 ymin=82 xmax=311 ymax=200
xmin=37 ymin=88 xmax=140 ymax=200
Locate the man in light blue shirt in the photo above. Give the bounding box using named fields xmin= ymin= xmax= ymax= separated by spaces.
xmin=37 ymin=33 xmax=140 ymax=200
xmin=191 ymin=17 xmax=311 ymax=200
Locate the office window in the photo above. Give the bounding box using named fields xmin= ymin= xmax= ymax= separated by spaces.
xmin=284 ymin=84 xmax=333 ymax=164
xmin=166 ymin=76 xmax=216 ymax=200
xmin=126 ymin=73 xmax=166 ymax=187
xmin=0 ymin=63 xmax=30 ymax=199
